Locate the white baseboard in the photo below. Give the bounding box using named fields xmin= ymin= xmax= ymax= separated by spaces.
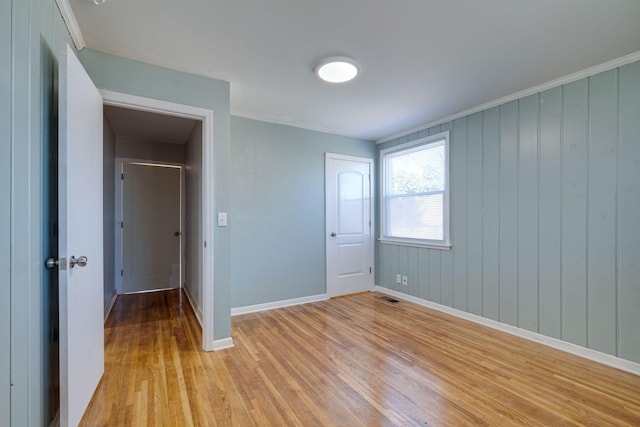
xmin=231 ymin=293 xmax=329 ymax=316
xmin=104 ymin=292 xmax=117 ymax=324
xmin=213 ymin=337 xmax=234 ymax=351
xmin=182 ymin=284 xmax=203 ymax=326
xmin=375 ymin=286 xmax=640 ymax=377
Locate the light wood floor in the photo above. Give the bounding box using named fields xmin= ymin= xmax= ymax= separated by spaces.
xmin=81 ymin=289 xmax=640 ymax=426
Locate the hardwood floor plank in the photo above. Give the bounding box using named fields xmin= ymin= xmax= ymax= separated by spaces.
xmin=81 ymin=290 xmax=640 ymax=426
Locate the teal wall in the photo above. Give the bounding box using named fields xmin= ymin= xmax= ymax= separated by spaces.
xmin=377 ymin=63 xmax=640 ymax=364
xmin=6 ymin=0 xmax=74 ymax=425
xmin=230 ymin=116 xmax=375 ymax=308
xmin=78 ymin=49 xmax=232 ymax=341
xmin=1 ymin=0 xmax=11 ymax=424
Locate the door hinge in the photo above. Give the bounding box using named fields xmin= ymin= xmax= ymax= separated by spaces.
xmin=370 ymin=267 xmax=372 ymax=274
xmin=121 ymin=173 xmax=124 ymax=180
xmin=120 ymin=221 xmax=123 ymax=229
xmin=120 ymin=269 xmax=123 ymax=276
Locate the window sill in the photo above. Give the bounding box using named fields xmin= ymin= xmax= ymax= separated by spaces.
xmin=378 ymin=238 xmax=451 ymax=251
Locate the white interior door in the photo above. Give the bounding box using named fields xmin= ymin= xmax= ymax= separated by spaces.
xmin=326 ymin=154 xmax=374 ymax=297
xmin=121 ymin=163 xmax=181 ymax=294
xmin=58 ymin=44 xmax=104 ymax=427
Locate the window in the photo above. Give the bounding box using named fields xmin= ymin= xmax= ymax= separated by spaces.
xmin=380 ymin=131 xmax=450 ymax=248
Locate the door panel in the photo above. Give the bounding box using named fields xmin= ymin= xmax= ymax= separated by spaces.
xmin=326 ymin=155 xmax=373 ymax=297
xmin=58 ymin=44 xmax=104 ymax=427
xmin=122 ymin=163 xmax=181 ymax=294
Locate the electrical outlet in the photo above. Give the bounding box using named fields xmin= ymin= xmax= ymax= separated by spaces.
xmin=396 ymin=274 xmax=401 ymax=284
xmin=402 ymin=275 xmax=408 ymax=285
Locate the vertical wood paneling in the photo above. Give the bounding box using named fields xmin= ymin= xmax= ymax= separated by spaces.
xmin=517 ymin=95 xmax=539 ymax=332
xmin=587 ymin=70 xmax=618 ymax=354
xmin=407 ymin=247 xmax=419 ymax=296
xmin=618 ymin=62 xmax=640 ymax=361
xmin=467 ymin=113 xmax=484 ymax=315
xmin=439 ymin=122 xmax=455 ymax=308
xmin=452 ymin=117 xmax=468 ymax=311
xmin=398 ymin=245 xmax=408 ymax=292
xmin=388 ymin=244 xmax=399 ymax=291
xmin=418 ymin=249 xmax=429 ymax=300
xmin=428 ymin=250 xmax=441 ymax=303
xmin=378 ymin=242 xmax=387 ymax=286
xmin=561 ymin=80 xmax=589 ymax=346
xmin=538 ymin=87 xmax=563 ymax=339
xmin=11 ymin=0 xmax=36 ymax=422
xmin=499 ymin=101 xmax=519 ymax=326
xmin=0 ymin=0 xmax=11 ymax=424
xmin=482 ymin=107 xmax=500 ymax=321
xmin=377 ymin=62 xmax=640 ymax=364
xmin=440 ymin=251 xmax=454 ymax=307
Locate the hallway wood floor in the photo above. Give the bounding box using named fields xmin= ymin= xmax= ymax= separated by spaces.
xmin=81 ymin=289 xmax=640 ymax=426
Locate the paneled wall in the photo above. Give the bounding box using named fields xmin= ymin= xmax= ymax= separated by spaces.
xmin=377 ymin=62 xmax=640 ymax=363
xmin=0 ymin=1 xmax=11 ymax=424
xmin=7 ymin=0 xmax=74 ymax=424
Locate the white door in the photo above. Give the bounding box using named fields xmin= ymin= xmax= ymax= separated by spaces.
xmin=121 ymin=163 xmax=181 ymax=293
xmin=326 ymin=154 xmax=374 ymax=297
xmin=58 ymin=45 xmax=104 ymax=427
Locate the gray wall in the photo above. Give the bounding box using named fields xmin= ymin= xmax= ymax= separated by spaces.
xmin=116 ymin=137 xmax=186 ymax=163
xmin=78 ymin=48 xmax=233 ymax=340
xmin=7 ymin=0 xmax=73 ymax=424
xmin=377 ymin=63 xmax=640 ymax=364
xmin=185 ymin=122 xmax=203 ymax=310
xmin=230 ymin=116 xmax=375 ymax=308
xmin=0 ymin=0 xmax=11 ymax=424
xmin=103 ymin=116 xmax=116 ymax=310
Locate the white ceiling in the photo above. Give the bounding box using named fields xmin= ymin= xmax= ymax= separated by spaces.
xmin=103 ymin=105 xmax=197 ymax=144
xmin=69 ymin=0 xmax=640 ymax=141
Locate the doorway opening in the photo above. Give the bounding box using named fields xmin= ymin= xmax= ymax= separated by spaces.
xmin=118 ymin=161 xmax=184 ymax=295
xmin=101 ymin=91 xmax=216 ymax=351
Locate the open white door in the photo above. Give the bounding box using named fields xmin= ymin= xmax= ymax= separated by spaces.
xmin=326 ymin=154 xmax=374 ymax=297
xmin=58 ymin=44 xmax=104 ymax=427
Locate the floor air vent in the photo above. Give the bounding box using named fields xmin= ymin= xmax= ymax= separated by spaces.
xmin=379 ymin=296 xmax=400 ymax=304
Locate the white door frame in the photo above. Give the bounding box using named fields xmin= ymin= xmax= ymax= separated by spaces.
xmin=102 ymin=90 xmax=216 ymax=351
xmin=114 ymin=159 xmax=185 ymax=295
xmin=325 ymin=153 xmax=375 ymax=297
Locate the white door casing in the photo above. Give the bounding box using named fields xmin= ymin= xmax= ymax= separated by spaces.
xmin=326 ymin=154 xmax=374 ymax=297
xmin=101 ymin=90 xmax=218 ymax=351
xmin=58 ymin=44 xmax=104 ymax=427
xmin=121 ymin=163 xmax=181 ymax=294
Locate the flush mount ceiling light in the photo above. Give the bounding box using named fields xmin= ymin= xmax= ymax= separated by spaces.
xmin=315 ymin=57 xmax=359 ymax=83
xmin=93 ymin=0 xmax=106 ymax=5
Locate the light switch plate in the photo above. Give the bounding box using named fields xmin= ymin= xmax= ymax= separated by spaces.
xmin=217 ymin=212 xmax=228 ymax=227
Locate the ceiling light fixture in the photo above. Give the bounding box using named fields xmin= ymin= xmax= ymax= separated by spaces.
xmin=316 ymin=57 xmax=359 ymax=83
xmin=93 ymin=0 xmax=106 ymax=5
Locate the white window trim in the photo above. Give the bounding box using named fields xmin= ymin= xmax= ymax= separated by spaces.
xmin=379 ymin=131 xmax=451 ymax=249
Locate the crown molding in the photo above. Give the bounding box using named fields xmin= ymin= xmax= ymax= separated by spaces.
xmin=377 ymin=50 xmax=640 ymax=144
xmin=56 ymin=0 xmax=86 ymax=51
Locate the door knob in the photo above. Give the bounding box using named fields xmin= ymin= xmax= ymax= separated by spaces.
xmin=331 ymin=232 xmax=337 ymax=237
xmin=45 ymin=257 xmax=67 ymax=270
xmin=69 ymin=255 xmax=88 ymax=268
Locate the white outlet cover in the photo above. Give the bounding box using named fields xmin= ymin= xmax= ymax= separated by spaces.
xmin=402 ymin=275 xmax=408 ymax=285
xmin=396 ymin=274 xmax=401 ymax=284
xmin=217 ymin=212 xmax=228 ymax=227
